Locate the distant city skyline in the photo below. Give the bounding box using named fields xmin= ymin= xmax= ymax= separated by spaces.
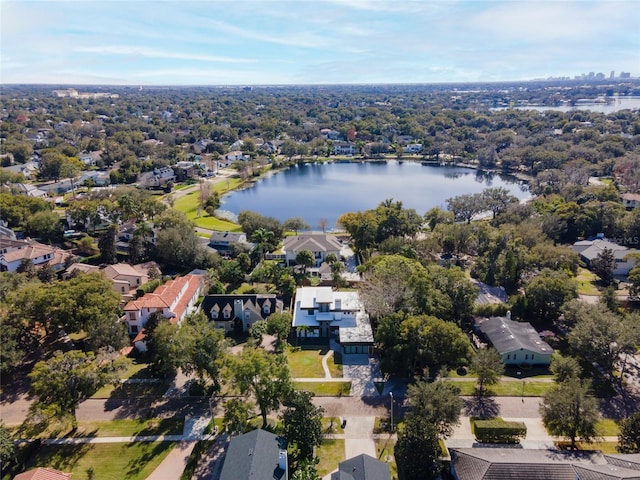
xmin=1 ymin=0 xmax=639 ymax=86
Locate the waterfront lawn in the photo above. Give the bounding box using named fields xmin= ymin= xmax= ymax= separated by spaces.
xmin=316 ymin=439 xmax=345 ymax=477
xmin=173 ymin=190 xmax=241 ymax=231
xmin=21 ymin=441 xmax=176 ymax=480
xmin=294 ymin=381 xmax=351 ymax=396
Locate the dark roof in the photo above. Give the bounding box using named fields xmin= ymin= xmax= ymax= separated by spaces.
xmin=573 ymin=463 xmax=640 ymax=480
xmin=200 ymin=294 xmax=282 ymax=322
xmin=604 ymin=455 xmax=640 ymax=471
xmin=450 ymin=448 xmax=599 ymax=480
xmin=219 ymin=429 xmax=287 ymax=480
xmin=338 ymin=454 xmax=391 ymax=480
xmin=476 ymin=317 xmax=553 ymax=356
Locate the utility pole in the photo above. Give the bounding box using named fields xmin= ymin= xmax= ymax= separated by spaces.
xmin=389 ymin=391 xmax=394 ymax=431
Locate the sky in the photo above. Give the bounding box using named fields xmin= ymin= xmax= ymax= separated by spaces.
xmin=1 ymin=0 xmax=639 ymax=85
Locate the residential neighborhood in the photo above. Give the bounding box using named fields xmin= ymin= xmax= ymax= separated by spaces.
xmin=2 ymin=78 xmax=640 ymax=480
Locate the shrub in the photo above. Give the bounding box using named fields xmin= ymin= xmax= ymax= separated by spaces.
xmin=473 ymin=418 xmax=527 ymax=444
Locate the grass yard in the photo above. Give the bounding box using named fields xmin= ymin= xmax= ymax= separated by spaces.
xmin=286 ymin=347 xmax=330 ymax=378
xmin=212 ymin=177 xmax=244 ymax=194
xmin=72 ymin=418 xmax=184 ymax=437
xmin=172 ymin=190 xmax=242 ymax=231
xmin=316 ymin=439 xmax=345 ymax=477
xmin=294 ymin=381 xmax=351 ymax=396
xmin=597 ymin=419 xmax=620 ymax=436
xmin=576 ymin=267 xmax=601 ymax=296
xmin=446 ymin=379 xmax=554 ymax=396
xmin=556 ymin=441 xmax=619 ymax=454
xmin=21 ymin=441 xmax=176 ymax=480
xmin=321 ymin=417 xmax=344 ymax=434
xmin=327 ymin=352 xmax=343 ymax=378
xmin=91 ymin=381 xmax=170 ymax=399
xmin=374 ymin=437 xmax=397 ymax=478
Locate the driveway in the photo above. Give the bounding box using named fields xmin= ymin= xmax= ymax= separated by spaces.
xmin=341 ymin=354 xmax=382 ymax=397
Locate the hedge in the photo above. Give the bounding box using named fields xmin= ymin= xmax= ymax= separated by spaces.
xmin=473 ymin=418 xmax=527 ymax=444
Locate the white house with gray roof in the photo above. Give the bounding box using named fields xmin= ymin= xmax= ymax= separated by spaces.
xmin=475 ymin=316 xmax=553 ymax=366
xmin=572 ymin=238 xmax=639 ymax=276
xmin=292 ymin=286 xmax=374 ymax=354
xmin=282 ymin=233 xmax=342 ymax=267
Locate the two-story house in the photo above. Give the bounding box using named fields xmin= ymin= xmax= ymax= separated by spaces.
xmin=0 ymin=241 xmax=73 ymax=272
xmin=103 ymin=263 xmax=150 ymax=296
xmin=123 ymin=273 xmax=205 ymax=348
xmin=292 ymin=287 xmax=374 ymax=355
xmin=200 ymin=294 xmax=283 ymax=333
xmin=282 ymin=233 xmax=342 ymax=267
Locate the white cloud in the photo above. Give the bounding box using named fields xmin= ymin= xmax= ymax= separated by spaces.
xmin=74 ymin=46 xmax=255 ymax=63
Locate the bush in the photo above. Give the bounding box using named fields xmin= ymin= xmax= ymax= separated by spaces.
xmin=473 ymin=418 xmax=527 ymax=444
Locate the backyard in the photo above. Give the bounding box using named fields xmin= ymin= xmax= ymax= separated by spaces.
xmin=285 ymin=346 xmax=343 ymax=378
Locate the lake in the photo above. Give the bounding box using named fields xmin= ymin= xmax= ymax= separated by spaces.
xmin=219 ymin=161 xmax=530 ymax=230
xmin=493 ymin=96 xmax=640 ymax=114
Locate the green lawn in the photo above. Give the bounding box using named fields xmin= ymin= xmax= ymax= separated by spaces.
xmin=316 ymin=439 xmax=345 ymax=477
xmin=21 ymin=441 xmax=176 ymax=480
xmin=597 ymin=419 xmax=620 ymax=436
xmin=446 ymin=379 xmax=554 ymax=396
xmin=172 ymin=190 xmax=241 ymax=231
xmin=576 ymin=267 xmax=601 ymax=296
xmin=556 ymin=441 xmax=619 ymax=454
xmin=294 ymin=381 xmax=351 ymax=396
xmin=72 ymin=418 xmax=184 ymax=437
xmin=286 ymin=347 xmax=329 ymax=378
xmin=212 ymin=177 xmax=244 ymax=194
xmin=374 ymin=437 xmax=397 ymax=478
xmin=91 ymin=381 xmax=170 ymax=399
xmin=321 ymin=417 xmax=344 ymax=434
xmin=328 ymin=352 xmax=343 ymax=378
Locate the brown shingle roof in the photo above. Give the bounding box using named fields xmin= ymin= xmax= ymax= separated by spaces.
xmin=14 ymin=467 xmax=73 ymax=480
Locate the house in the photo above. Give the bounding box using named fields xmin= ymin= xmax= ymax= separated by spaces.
xmin=621 ymin=192 xmax=640 ymax=209
xmin=333 ymin=142 xmax=357 ymax=156
xmin=282 ymin=233 xmax=342 ymax=267
xmin=219 ymin=429 xmax=288 ymax=480
xmin=404 ymin=143 xmax=423 ymax=154
xmin=173 ymin=161 xmax=198 ymax=181
xmin=292 ymin=287 xmax=374 ymax=354
xmin=449 ymin=448 xmax=640 ymax=480
xmin=474 ymin=316 xmax=553 ymax=366
xmin=209 ymin=231 xmax=249 ymax=253
xmin=335 ymin=454 xmax=391 ymax=480
xmin=225 ymin=150 xmax=249 ymax=162
xmin=11 ymin=183 xmax=48 ymax=198
xmin=79 ymin=170 xmax=110 ymax=186
xmin=572 ymin=238 xmax=639 ymax=276
xmin=63 ymin=262 xmax=101 ymax=279
xmin=123 ymin=272 xmax=205 ymax=342
xmin=14 ymin=467 xmax=73 ymax=480
xmin=103 ymin=263 xmax=150 ymax=296
xmin=138 ymin=166 xmax=175 ymax=189
xmin=37 ymin=179 xmax=75 ymax=196
xmin=3 ymin=161 xmax=39 ymax=180
xmin=79 ymin=151 xmax=103 ymax=166
xmin=0 ymin=241 xmax=74 ymax=272
xmin=200 ymin=294 xmax=283 ymax=332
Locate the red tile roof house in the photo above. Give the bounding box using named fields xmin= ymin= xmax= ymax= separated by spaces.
xmin=123 ymin=273 xmax=205 ymax=352
xmin=0 ymin=240 xmax=74 ymax=272
xmin=14 ymin=467 xmax=72 ymax=480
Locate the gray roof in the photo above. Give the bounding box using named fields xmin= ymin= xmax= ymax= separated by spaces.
xmin=450 ymin=448 xmax=599 ymax=480
xmin=219 ymin=429 xmax=287 ymax=480
xmin=572 ymin=239 xmax=639 ymax=261
xmin=339 ymin=312 xmax=375 ymax=345
xmin=338 ymin=454 xmax=391 ymax=480
xmin=476 ymin=317 xmax=553 ymax=356
xmin=283 ymin=233 xmax=342 ymax=254
xmin=573 ymin=463 xmax=640 ymax=480
xmin=604 ymin=455 xmax=640 ymax=471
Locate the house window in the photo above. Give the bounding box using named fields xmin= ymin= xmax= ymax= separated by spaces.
xmin=223 ymin=311 xmax=230 ymax=319
xmin=531 ymin=354 xmax=534 ymax=360
xmin=525 ymin=354 xmax=529 ymax=360
xmin=136 ymin=279 xmax=140 ymax=285
xmin=513 ymin=354 xmax=517 ymax=360
xmin=319 ymin=304 xmax=329 ymax=313
xmin=121 ymin=286 xmax=126 ymax=292
xmin=263 ymin=305 xmax=270 ymax=314
xmin=507 ymin=354 xmax=510 ymax=360
xmin=211 ymin=311 xmax=218 ymax=319
xmin=128 ymin=312 xmax=136 ymax=321
xmin=308 ymin=309 xmax=314 ymax=315
xmin=130 ymin=325 xmax=138 ymax=334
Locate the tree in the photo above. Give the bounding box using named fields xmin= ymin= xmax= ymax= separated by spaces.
xmin=281 ymin=390 xmax=325 ymax=465
xmin=482 ymin=187 xmax=518 ymax=219
xmin=471 ymin=348 xmax=504 ymax=396
xmin=228 ymin=348 xmax=292 ymax=428
xmin=145 ymin=314 xmax=180 ymax=378
xmin=238 ymin=211 xmax=283 ymax=238
xmin=591 ymin=247 xmax=616 ymax=286
xmin=525 ymin=269 xmax=577 ymax=323
xmin=290 ymin=458 xmax=320 ymax=480
xmin=267 ymin=312 xmax=292 ymax=350
xmin=407 ymin=379 xmax=463 ymax=438
xmin=283 ymin=217 xmax=310 ymax=234
xmin=317 ymin=218 xmax=328 ymax=233
xmin=395 ymin=415 xmax=441 ymax=480
xmin=177 ymin=311 xmax=228 ymax=390
xmin=550 ymin=355 xmax=582 ymax=383
xmin=29 ymin=350 xmax=128 ymax=426
xmin=539 ymin=377 xmax=599 ymax=449
xmin=424 ymin=207 xmax=454 ymax=231
xmin=0 ymin=423 xmax=15 ymax=466
xmin=295 ymin=250 xmax=315 ymax=274
xmin=618 ymin=412 xmax=640 ymax=453
xmin=98 ymin=224 xmax=118 ymax=264
xmin=222 ymin=398 xmax=253 ymax=435
xmin=628 ymin=264 xmax=640 ymax=299
xmin=26 ymin=210 xmax=62 ymax=243
xmin=446 ymin=193 xmax=485 ymax=223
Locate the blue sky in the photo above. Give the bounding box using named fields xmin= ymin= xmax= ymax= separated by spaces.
xmin=1 ymin=0 xmax=639 ymax=85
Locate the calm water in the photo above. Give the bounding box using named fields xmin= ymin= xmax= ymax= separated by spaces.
xmin=493 ymin=96 xmax=640 ymax=114
xmin=220 ymin=161 xmax=530 ymax=230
